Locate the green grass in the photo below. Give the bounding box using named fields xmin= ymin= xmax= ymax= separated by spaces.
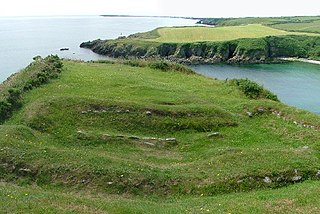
xmin=199 ymin=16 xmax=320 ymax=34
xmin=1 ymin=59 xmax=320 ymax=212
xmin=144 ymin=24 xmax=318 ymax=43
xmin=2 ymin=180 xmax=320 ymax=213
xmin=271 ymin=19 xmax=320 ymax=34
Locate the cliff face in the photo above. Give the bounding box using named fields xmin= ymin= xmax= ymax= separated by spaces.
xmin=80 ymin=35 xmax=320 ymax=64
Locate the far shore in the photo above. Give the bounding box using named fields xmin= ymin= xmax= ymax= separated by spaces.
xmin=279 ymin=57 xmax=320 ymax=65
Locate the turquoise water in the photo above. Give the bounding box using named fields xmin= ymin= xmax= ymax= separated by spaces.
xmin=0 ymin=16 xmax=196 ymax=82
xmin=190 ymin=63 xmax=320 ymax=114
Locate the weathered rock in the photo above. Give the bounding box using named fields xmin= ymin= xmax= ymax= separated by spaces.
xmin=276 ymin=176 xmax=284 ymax=182
xmin=102 ymin=134 xmax=111 ymax=139
xmin=165 ymin=138 xmax=176 ymax=142
xmin=292 ymin=176 xmax=302 ymax=182
xmin=263 ymin=176 xmax=272 ymax=184
xmin=145 ymin=111 xmax=152 ymax=115
xmin=237 ymin=179 xmax=244 ymax=183
xmin=246 ymin=112 xmax=253 ymax=117
xmin=257 ymin=108 xmax=265 ymax=114
xmin=19 ymin=168 xmax=31 ymax=173
xmin=143 ymin=137 xmax=157 ymax=140
xmin=144 ymin=142 xmax=155 ymax=146
xmin=0 ymin=163 xmax=9 ymax=168
xmin=302 ymin=146 xmax=309 ymax=149
xmin=207 ymin=132 xmax=220 ymax=137
xmin=128 ymin=136 xmax=140 ymax=140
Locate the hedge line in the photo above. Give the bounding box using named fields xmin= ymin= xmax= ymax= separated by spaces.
xmin=0 ymin=55 xmax=63 ymax=123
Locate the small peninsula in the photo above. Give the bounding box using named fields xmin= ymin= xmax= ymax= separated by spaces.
xmin=81 ymin=16 xmax=320 ymax=64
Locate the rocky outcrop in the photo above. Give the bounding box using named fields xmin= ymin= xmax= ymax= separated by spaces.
xmin=80 ymin=35 xmax=320 ymax=64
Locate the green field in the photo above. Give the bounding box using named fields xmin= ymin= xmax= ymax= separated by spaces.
xmin=272 ymin=19 xmax=320 ymax=34
xmin=199 ymin=16 xmax=320 ymax=34
xmin=140 ymin=24 xmax=317 ymax=43
xmin=1 ymin=58 xmax=320 ymax=213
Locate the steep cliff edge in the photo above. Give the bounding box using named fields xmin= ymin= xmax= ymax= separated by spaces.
xmin=80 ymin=35 xmax=320 ymax=64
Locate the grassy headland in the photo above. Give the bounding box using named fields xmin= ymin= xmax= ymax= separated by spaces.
xmin=147 ymin=24 xmax=317 ymax=43
xmin=0 ymin=57 xmax=320 ymax=213
xmin=80 ymin=16 xmax=320 ymax=64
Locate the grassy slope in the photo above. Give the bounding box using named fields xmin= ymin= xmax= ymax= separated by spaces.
xmin=199 ymin=16 xmax=320 ymax=34
xmin=1 ymin=60 xmax=320 ymax=213
xmin=2 ymin=181 xmax=320 ymax=214
xmin=271 ymin=20 xmax=320 ymax=34
xmin=144 ymin=24 xmax=317 ymax=43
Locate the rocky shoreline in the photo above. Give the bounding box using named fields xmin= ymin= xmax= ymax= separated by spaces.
xmin=80 ymin=34 xmax=320 ymax=65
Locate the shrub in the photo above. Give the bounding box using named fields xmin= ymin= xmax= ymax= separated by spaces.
xmin=148 ymin=61 xmax=170 ymax=71
xmin=119 ymin=59 xmax=195 ymax=74
xmin=229 ymin=78 xmax=279 ymax=101
xmin=123 ymin=59 xmax=147 ymax=67
xmin=0 ymin=101 xmax=12 ymax=121
xmin=7 ymin=88 xmax=22 ymax=108
xmin=0 ymin=55 xmax=63 ymax=123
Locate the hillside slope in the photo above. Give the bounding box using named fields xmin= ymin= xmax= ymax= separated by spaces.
xmin=1 ymin=57 xmax=320 ymax=213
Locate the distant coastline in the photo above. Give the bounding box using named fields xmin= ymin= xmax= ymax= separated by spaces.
xmin=101 ymin=14 xmax=199 ymax=20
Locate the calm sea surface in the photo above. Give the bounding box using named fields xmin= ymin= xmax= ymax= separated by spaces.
xmin=0 ymin=15 xmax=197 ymax=81
xmin=190 ymin=63 xmax=320 ymax=114
xmin=0 ymin=16 xmax=319 ymax=113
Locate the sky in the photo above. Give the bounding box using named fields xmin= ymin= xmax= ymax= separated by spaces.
xmin=0 ymin=0 xmax=319 ymax=18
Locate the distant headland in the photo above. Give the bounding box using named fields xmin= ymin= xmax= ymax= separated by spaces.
xmin=101 ymin=14 xmax=199 ymax=20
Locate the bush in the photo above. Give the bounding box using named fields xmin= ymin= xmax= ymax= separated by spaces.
xmin=229 ymin=78 xmax=279 ymax=101
xmin=119 ymin=59 xmax=195 ymax=74
xmin=148 ymin=61 xmax=171 ymax=71
xmin=0 ymin=101 xmax=12 ymax=121
xmin=123 ymin=59 xmax=147 ymax=67
xmin=0 ymin=55 xmax=63 ymax=123
xmin=7 ymin=88 xmax=22 ymax=108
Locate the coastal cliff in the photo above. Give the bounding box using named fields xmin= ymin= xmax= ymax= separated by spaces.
xmin=80 ymin=35 xmax=320 ymax=64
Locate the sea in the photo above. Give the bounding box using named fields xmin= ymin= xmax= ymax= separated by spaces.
xmin=0 ymin=15 xmax=196 ymax=81
xmin=0 ymin=15 xmax=319 ymax=114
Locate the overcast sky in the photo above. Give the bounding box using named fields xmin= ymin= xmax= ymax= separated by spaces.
xmin=0 ymin=0 xmax=319 ymax=18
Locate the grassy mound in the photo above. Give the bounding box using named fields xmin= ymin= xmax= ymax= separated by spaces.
xmin=1 ymin=58 xmax=320 ymax=212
